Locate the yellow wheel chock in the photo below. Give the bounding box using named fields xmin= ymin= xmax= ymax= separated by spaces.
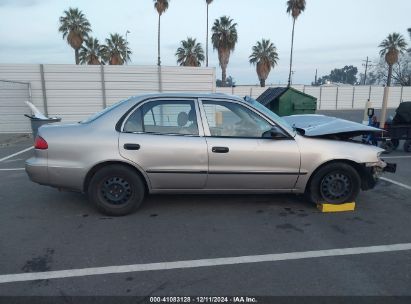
xmin=317 ymin=202 xmax=356 ymax=213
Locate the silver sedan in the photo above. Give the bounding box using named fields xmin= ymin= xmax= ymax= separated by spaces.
xmin=26 ymin=93 xmax=395 ymax=215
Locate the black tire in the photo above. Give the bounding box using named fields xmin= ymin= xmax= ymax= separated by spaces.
xmin=391 ymin=139 xmax=400 ymax=150
xmin=404 ymin=140 xmax=411 ymax=153
xmin=88 ymin=165 xmax=145 ymax=216
xmin=306 ymin=163 xmax=361 ymax=205
xmin=381 ymin=140 xmax=394 ymax=154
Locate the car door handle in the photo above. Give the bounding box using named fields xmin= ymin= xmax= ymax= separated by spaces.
xmin=212 ymin=146 xmax=229 ymax=153
xmin=124 ymin=143 xmax=140 ymax=150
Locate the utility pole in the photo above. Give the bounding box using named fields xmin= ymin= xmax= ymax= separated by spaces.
xmin=206 ymin=1 xmax=210 ymax=67
xmin=290 ymin=70 xmax=295 ymax=86
xmin=125 ymin=30 xmax=130 ymax=65
xmin=314 ymin=69 xmax=318 ymax=85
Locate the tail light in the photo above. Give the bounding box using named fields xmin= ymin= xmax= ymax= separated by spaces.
xmin=34 ymin=136 xmax=48 ymax=150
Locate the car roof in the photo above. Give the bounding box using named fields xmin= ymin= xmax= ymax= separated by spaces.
xmin=128 ymin=92 xmax=244 ymax=103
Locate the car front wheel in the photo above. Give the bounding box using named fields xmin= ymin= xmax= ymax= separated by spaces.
xmin=307 ymin=162 xmax=361 ymax=205
xmin=88 ymin=165 xmax=145 ymax=216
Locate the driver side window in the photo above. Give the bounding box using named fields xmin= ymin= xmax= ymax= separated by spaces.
xmin=203 ymin=100 xmax=272 ymax=138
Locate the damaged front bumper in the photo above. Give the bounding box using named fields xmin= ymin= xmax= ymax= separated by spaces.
xmin=383 ymin=162 xmax=397 ymax=173
xmin=362 ymin=160 xmax=396 ymax=190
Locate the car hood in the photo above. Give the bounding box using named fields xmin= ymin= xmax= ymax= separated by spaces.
xmin=283 ymin=114 xmax=382 ymax=137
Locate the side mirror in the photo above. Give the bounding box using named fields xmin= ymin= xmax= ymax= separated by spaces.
xmin=262 ymin=126 xmax=288 ymax=139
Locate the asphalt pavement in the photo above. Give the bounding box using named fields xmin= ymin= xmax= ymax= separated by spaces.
xmin=0 ymin=111 xmax=410 ymax=299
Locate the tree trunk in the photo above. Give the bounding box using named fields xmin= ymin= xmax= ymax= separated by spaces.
xmin=387 ymin=64 xmax=393 ymax=87
xmin=75 ymin=48 xmax=79 ymax=65
xmin=260 ymin=79 xmax=265 ymax=87
xmin=206 ymin=4 xmax=209 ymax=67
xmin=157 ymin=14 xmax=161 ymax=66
xmin=380 ymin=64 xmax=393 ymax=128
xmin=287 ymin=18 xmax=296 ymax=87
xmin=222 ymin=66 xmax=227 ymax=87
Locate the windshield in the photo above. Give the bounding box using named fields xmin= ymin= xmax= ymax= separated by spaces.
xmin=244 ymin=96 xmax=295 ymax=134
xmin=81 ymin=99 xmax=129 ymax=124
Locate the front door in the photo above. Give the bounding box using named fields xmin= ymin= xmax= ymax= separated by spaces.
xmin=200 ymin=99 xmax=301 ymax=190
xmin=119 ymin=98 xmax=208 ymax=190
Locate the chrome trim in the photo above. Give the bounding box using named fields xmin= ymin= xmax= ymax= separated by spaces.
xmin=147 ymin=170 xmax=207 ymax=174
xmin=120 ymin=97 xmax=205 ymax=136
xmin=209 ymin=171 xmax=305 ymax=175
xmin=146 ymin=169 xmax=305 ymax=176
xmin=198 ymin=97 xmax=294 ymax=139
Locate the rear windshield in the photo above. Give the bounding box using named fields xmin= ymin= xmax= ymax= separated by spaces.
xmin=81 ymin=99 xmax=129 ymax=124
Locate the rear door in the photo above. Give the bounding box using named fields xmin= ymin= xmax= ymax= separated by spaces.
xmin=199 ymin=99 xmax=301 ymax=190
xmin=119 ymin=98 xmax=208 ymax=190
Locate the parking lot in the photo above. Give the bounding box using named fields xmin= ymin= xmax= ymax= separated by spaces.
xmin=1 ymin=118 xmax=411 ymax=297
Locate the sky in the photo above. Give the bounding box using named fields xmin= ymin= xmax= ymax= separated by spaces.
xmin=0 ymin=0 xmax=410 ymax=85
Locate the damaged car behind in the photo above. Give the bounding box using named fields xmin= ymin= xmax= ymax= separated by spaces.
xmin=26 ymin=93 xmax=396 ymax=216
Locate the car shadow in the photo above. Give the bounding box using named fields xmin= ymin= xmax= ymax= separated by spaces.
xmin=46 ymin=191 xmax=315 ymax=217
xmin=144 ymin=193 xmax=314 ymax=212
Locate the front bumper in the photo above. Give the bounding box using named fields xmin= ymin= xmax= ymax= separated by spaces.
xmin=383 ymin=162 xmax=397 ymax=173
xmin=362 ymin=161 xmax=396 ymax=190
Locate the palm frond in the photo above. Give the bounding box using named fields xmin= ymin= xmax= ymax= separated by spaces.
xmin=211 ymin=16 xmax=238 ymax=52
xmin=154 ymin=0 xmax=169 ymax=15
xmin=102 ymin=33 xmax=132 ymax=65
xmin=286 ymin=0 xmax=306 ymax=19
xmin=249 ymin=39 xmax=279 ymax=68
xmin=379 ymin=33 xmax=407 ymax=56
xmin=79 ymin=37 xmax=104 ymax=65
xmin=175 ymin=37 xmax=205 ymax=67
xmin=58 ymin=7 xmax=91 ymax=43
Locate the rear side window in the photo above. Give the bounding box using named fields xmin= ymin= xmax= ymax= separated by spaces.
xmin=123 ymin=100 xmax=199 ymax=136
xmin=123 ymin=107 xmax=143 ymax=133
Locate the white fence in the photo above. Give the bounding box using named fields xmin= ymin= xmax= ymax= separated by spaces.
xmin=0 ymin=80 xmax=32 ymax=133
xmin=1 ymin=63 xmax=411 ymax=133
xmin=0 ymin=64 xmax=216 ymax=133
xmin=216 ymin=85 xmax=411 ymax=110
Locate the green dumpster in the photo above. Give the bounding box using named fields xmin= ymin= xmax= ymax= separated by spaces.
xmin=256 ymin=87 xmax=317 ymax=116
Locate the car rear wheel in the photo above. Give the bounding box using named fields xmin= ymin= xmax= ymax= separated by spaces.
xmin=88 ymin=165 xmax=145 ymax=216
xmin=307 ymin=163 xmax=361 ymax=205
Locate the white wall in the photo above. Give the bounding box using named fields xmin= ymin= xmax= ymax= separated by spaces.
xmin=217 ymin=85 xmax=411 ymax=110
xmin=1 ymin=63 xmax=410 ymax=133
xmin=0 ymin=64 xmax=216 ymax=133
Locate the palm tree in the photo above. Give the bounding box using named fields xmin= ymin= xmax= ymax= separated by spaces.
xmin=379 ymin=33 xmax=407 ymax=128
xmin=175 ymin=38 xmax=205 ymax=67
xmin=379 ymin=33 xmax=407 ymax=86
xmin=286 ymin=0 xmax=306 ymax=86
xmin=211 ymin=16 xmax=238 ymax=87
xmin=102 ymin=33 xmax=132 ymax=65
xmin=58 ymin=7 xmax=92 ymax=65
xmin=249 ymin=39 xmax=279 ymax=87
xmin=154 ymin=0 xmax=169 ymax=66
xmin=79 ymin=37 xmax=104 ymax=65
xmin=206 ymin=0 xmax=213 ymax=67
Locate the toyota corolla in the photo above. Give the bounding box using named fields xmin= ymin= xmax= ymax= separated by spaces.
xmin=26 ymin=93 xmax=396 ymax=215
